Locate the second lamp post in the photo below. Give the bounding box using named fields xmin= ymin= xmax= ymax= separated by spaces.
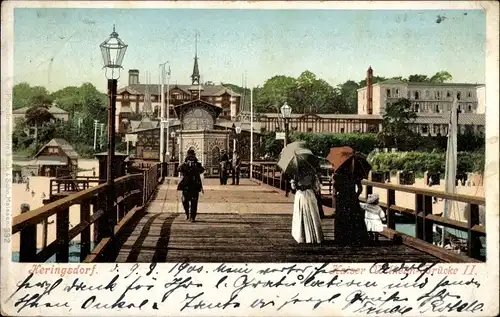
xmin=280 ymin=102 xmax=292 ymax=146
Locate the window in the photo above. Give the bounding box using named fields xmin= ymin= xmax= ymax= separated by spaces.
xmin=458 ymin=105 xmax=462 ymax=113
xmin=435 ymin=91 xmax=441 ymax=100
xmin=395 ymin=88 xmax=399 ymax=96
xmin=457 ymin=92 xmax=461 ymax=100
xmin=433 ymin=125 xmax=439 ymax=135
xmin=447 ymin=91 xmax=451 ymax=98
xmin=468 ymin=104 xmax=472 ymax=112
xmin=468 ymin=92 xmax=472 ymax=98
xmin=386 ymin=89 xmax=391 ymax=97
xmin=415 ymin=91 xmax=420 ymax=100
xmin=415 ymin=104 xmax=420 ymax=112
xmin=425 ymin=90 xmax=430 ymax=97
xmin=422 ymin=125 xmax=428 ymax=134
xmin=435 ymin=104 xmax=440 ymax=113
xmin=340 ymin=128 xmax=345 ymax=133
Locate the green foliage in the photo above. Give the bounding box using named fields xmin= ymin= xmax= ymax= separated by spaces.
xmin=259 ymin=132 xmax=284 ymax=159
xmin=13 ymin=83 xmax=50 ymax=110
xmin=369 ymin=151 xmax=484 ymax=174
xmin=408 ymin=71 xmax=453 ymax=83
xmin=290 ymin=132 xmax=380 ymax=156
xmin=380 ymin=98 xmax=418 ymax=147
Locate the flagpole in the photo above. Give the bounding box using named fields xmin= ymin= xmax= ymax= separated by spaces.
xmin=250 ymin=87 xmax=254 ymax=179
xmin=166 ymin=64 xmax=171 ymax=162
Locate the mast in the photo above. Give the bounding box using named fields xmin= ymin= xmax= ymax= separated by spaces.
xmin=250 ymin=87 xmax=254 ymax=178
xmin=160 ymin=63 xmax=166 ymax=164
xmin=442 ymin=96 xmax=460 ymax=246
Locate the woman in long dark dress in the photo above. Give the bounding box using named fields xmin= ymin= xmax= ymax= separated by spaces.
xmin=333 ymin=168 xmax=369 ymax=245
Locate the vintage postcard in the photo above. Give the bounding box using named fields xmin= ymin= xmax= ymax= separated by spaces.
xmin=1 ymin=1 xmax=499 ymax=316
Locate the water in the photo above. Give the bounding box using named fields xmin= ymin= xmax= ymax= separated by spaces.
xmin=12 ymin=241 xmax=96 ymax=263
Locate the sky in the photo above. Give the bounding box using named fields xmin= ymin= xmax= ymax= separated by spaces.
xmin=13 ymin=7 xmax=486 ymax=93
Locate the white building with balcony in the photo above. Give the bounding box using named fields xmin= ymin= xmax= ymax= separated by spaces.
xmin=357 ymin=67 xmax=485 ymax=136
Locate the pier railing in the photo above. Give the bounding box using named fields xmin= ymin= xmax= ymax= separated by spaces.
xmin=13 ymin=163 xmax=162 ymax=263
xmin=50 ymin=176 xmax=102 ymax=197
xmin=249 ymin=162 xmax=486 ymax=263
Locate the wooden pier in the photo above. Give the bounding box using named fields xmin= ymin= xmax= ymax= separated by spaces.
xmin=12 ymin=162 xmax=485 ymax=263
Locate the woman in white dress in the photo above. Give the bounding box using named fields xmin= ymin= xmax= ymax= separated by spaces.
xmin=291 ymin=171 xmax=324 ymax=244
xmin=360 ymin=193 xmax=386 ymax=241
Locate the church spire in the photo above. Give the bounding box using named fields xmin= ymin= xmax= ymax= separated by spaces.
xmin=191 ymin=31 xmax=200 ymax=85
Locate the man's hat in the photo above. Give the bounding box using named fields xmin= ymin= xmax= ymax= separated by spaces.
xmin=187 ymin=149 xmax=195 ymax=156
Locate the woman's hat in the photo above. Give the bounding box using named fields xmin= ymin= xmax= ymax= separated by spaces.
xmin=367 ymin=193 xmax=379 ymax=204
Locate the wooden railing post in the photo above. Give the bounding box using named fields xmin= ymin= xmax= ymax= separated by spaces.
xmin=415 ymin=194 xmax=424 ymax=239
xmin=80 ymin=200 xmax=91 ymax=262
xmin=422 ymin=195 xmax=433 ymax=243
xmin=468 ymin=203 xmax=482 ymax=260
xmin=386 ymin=188 xmax=396 ymax=229
xmin=365 ymin=185 xmax=373 ymax=201
xmin=19 ymin=204 xmax=37 ymax=262
xmin=56 ymin=208 xmax=69 ymax=262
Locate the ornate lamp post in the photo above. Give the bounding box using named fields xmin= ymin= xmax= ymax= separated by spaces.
xmin=280 ymin=102 xmax=292 ymax=146
xmin=100 ymin=25 xmax=127 ymax=184
xmin=99 ymin=25 xmax=127 ymax=238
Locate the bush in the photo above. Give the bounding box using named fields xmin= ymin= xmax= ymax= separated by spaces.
xmin=369 ymin=151 xmax=485 ymax=175
xmin=290 ymin=132 xmax=380 ymax=156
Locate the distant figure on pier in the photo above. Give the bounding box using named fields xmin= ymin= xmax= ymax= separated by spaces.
xmin=231 ymin=151 xmax=241 ymax=185
xmin=360 ymin=193 xmax=386 ymax=242
xmin=25 ymin=177 xmax=30 ymax=191
xmin=92 ymin=168 xmax=96 ymax=177
xmin=219 ymin=150 xmax=229 ymax=185
xmin=31 ymin=190 xmax=35 ymax=198
xmin=177 ymin=149 xmax=205 ymax=223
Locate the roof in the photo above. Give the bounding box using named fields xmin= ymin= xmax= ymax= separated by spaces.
xmin=117 ymin=84 xmax=241 ymax=97
xmin=414 ymin=113 xmax=485 ymax=125
xmin=357 ymin=80 xmax=485 ymax=91
xmin=33 ymin=155 xmax=68 ymax=166
xmin=13 ymin=105 xmax=70 ymax=115
xmin=259 ymin=113 xmax=383 ymax=120
xmin=35 ymin=138 xmax=79 ymax=160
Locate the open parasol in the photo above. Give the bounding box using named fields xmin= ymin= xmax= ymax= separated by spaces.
xmin=278 ymin=141 xmax=319 ymax=175
xmin=327 ymin=146 xmax=372 ymax=180
xmin=326 ymin=146 xmax=354 ymax=170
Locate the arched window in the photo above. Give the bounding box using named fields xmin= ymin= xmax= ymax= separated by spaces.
xmin=415 ymin=91 xmax=420 ymax=100
xmin=211 ymin=146 xmax=220 ymax=166
xmin=457 ymin=92 xmax=461 ymax=100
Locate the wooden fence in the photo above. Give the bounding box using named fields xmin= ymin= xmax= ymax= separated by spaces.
xmin=13 ymin=163 xmax=162 ymax=263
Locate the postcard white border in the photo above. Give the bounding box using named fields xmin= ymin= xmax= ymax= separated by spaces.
xmin=1 ymin=1 xmax=499 ymax=316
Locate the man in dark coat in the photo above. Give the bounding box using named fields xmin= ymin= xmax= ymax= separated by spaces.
xmin=231 ymin=151 xmax=241 ymax=185
xmin=219 ymin=150 xmax=229 ymax=185
xmin=177 ymin=149 xmax=205 ymax=222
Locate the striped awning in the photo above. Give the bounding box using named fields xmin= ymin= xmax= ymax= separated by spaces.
xmin=33 ymin=156 xmax=68 ymax=166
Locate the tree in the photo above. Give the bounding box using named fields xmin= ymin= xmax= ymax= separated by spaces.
xmin=24 ymin=94 xmax=54 ymax=126
xmin=254 ymin=75 xmax=297 ymax=113
xmin=380 ymin=98 xmax=417 ymax=147
xmin=291 ymin=71 xmax=335 ymax=113
xmin=408 ymin=74 xmax=430 ymax=82
xmin=13 ymin=83 xmax=50 ymax=110
xmin=430 ymin=71 xmax=453 ymax=83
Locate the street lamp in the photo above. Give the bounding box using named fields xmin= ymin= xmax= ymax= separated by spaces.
xmin=100 ymin=25 xmax=127 ymax=183
xmin=100 ymin=25 xmax=127 ymax=238
xmin=280 ymin=102 xmax=292 ymax=145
